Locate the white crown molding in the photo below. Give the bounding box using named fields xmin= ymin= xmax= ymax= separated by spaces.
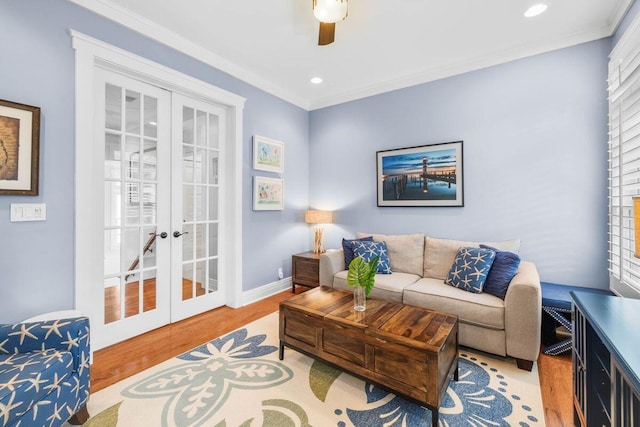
xmin=68 ymin=0 xmax=310 ymax=110
xmin=70 ymin=0 xmax=632 ymax=112
xmin=309 ymin=25 xmax=614 ymax=110
xmin=608 ymin=0 xmax=636 ymax=35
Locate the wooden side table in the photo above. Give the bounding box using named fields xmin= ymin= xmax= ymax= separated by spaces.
xmin=291 ymin=251 xmax=321 ymax=292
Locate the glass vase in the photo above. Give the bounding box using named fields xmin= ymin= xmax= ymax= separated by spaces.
xmin=354 ymin=286 xmax=366 ymax=311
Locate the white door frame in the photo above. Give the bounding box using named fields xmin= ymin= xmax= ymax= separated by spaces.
xmin=72 ymin=31 xmax=245 ymax=350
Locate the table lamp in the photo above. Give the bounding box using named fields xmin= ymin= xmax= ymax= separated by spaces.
xmin=305 ymin=210 xmax=333 ymax=253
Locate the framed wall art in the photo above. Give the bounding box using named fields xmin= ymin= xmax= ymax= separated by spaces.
xmin=253 ymin=176 xmax=284 ymax=211
xmin=253 ymin=135 xmax=284 ymax=173
xmin=0 ymin=99 xmax=41 ymax=196
xmin=377 ymin=141 xmax=463 ymax=207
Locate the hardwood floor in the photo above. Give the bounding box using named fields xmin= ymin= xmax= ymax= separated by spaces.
xmin=538 ymin=350 xmax=573 ymax=426
xmin=91 ymin=288 xmax=574 ymax=426
xmin=92 ymin=286 xmax=305 ymax=391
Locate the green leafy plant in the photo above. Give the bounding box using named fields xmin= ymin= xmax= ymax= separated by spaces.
xmin=346 ymin=256 xmax=379 ymax=297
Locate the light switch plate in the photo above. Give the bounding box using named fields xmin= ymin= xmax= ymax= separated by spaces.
xmin=11 ymin=203 xmax=46 ymax=222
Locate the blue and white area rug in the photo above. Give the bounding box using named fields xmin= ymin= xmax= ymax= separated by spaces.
xmin=71 ymin=313 xmax=544 ymax=427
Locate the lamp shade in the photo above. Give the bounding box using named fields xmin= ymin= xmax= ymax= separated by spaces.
xmin=304 ymin=210 xmax=333 ymax=224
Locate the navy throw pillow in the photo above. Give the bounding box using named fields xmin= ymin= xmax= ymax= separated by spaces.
xmin=352 ymin=240 xmax=392 ymax=274
xmin=342 ymin=236 xmax=374 ymax=268
xmin=480 ymin=244 xmax=521 ymax=300
xmin=444 ymin=247 xmax=496 ymax=293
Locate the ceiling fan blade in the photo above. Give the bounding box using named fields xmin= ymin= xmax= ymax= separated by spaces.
xmin=318 ymin=22 xmax=335 ymax=45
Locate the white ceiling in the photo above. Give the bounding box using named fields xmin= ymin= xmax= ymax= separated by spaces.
xmin=71 ymin=0 xmax=634 ymax=110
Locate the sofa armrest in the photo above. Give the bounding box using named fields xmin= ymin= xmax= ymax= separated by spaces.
xmin=504 ymin=261 xmax=541 ymax=362
xmin=0 ymin=317 xmax=90 ymax=374
xmin=319 ymin=250 xmax=345 ymax=286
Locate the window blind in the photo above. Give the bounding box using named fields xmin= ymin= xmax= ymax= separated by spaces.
xmin=609 ymin=14 xmax=640 ymax=297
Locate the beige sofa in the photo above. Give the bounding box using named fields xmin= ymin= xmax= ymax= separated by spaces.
xmin=319 ymin=233 xmax=542 ymax=371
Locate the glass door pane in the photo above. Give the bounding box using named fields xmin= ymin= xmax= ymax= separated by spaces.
xmin=103 ymin=83 xmax=162 ymax=324
xmin=180 ymin=106 xmax=220 ymax=301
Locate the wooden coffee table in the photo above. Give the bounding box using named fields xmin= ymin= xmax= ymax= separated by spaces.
xmin=279 ymin=286 xmax=458 ymax=427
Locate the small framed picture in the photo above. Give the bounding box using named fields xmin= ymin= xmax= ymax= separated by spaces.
xmin=253 ymin=135 xmax=284 ymax=173
xmin=253 ymin=176 xmax=284 ymax=211
xmin=0 ymin=99 xmax=41 ymax=196
xmin=377 ymin=141 xmax=464 ymax=207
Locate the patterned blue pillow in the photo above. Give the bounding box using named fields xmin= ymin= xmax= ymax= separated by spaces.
xmin=352 ymin=240 xmax=392 ymax=274
xmin=444 ymin=247 xmax=496 ymax=293
xmin=342 ymin=236 xmax=374 ymax=268
xmin=480 ymin=244 xmax=521 ymax=299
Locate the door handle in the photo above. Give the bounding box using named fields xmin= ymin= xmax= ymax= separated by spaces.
xmin=150 ymin=232 xmax=168 ymax=239
xmin=173 ymin=231 xmax=189 ymax=238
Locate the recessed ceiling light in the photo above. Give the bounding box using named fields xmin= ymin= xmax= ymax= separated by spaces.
xmin=310 ymin=77 xmax=323 ymax=84
xmin=524 ymin=4 xmax=547 ymax=18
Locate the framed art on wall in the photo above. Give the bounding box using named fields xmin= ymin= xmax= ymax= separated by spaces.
xmin=0 ymin=99 xmax=41 ymax=195
xmin=253 ymin=176 xmax=284 ymax=211
xmin=377 ymin=141 xmax=463 ymax=207
xmin=253 ymin=135 xmax=284 ymax=173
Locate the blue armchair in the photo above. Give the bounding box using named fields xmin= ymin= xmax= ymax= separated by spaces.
xmin=0 ymin=317 xmax=90 ymax=427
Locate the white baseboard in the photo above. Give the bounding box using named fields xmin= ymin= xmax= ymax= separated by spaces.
xmin=240 ymin=277 xmax=292 ymax=306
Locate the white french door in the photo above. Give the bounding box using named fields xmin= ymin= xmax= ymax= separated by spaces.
xmin=97 ymin=70 xmax=172 ymax=348
xmin=171 ymin=94 xmax=226 ymax=321
xmin=92 ymin=71 xmax=226 ymax=348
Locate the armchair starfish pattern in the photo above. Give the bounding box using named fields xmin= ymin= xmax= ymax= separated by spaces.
xmin=0 ymin=317 xmax=90 ymax=427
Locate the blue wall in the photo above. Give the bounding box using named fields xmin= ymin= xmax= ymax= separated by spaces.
xmin=310 ymin=39 xmax=611 ymax=289
xmin=0 ymin=0 xmax=310 ymax=323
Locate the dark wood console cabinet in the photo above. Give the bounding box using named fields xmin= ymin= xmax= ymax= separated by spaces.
xmin=571 ymin=291 xmax=640 ymax=426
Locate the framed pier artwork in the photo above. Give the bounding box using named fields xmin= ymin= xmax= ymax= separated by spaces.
xmin=376 ymin=141 xmax=463 ymax=207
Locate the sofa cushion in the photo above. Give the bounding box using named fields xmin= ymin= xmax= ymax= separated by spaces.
xmin=403 ymin=278 xmax=506 ymax=330
xmin=480 ymin=244 xmax=521 ymax=300
xmin=333 ymin=270 xmax=420 ymax=302
xmin=352 ymin=240 xmax=392 ymax=274
xmin=357 ymin=232 xmax=425 ymax=276
xmin=0 ymin=349 xmax=73 ymax=425
xmin=444 ymin=247 xmax=496 ymax=293
xmin=342 ymin=236 xmax=374 ymax=269
xmin=423 ymin=236 xmax=520 ymax=279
